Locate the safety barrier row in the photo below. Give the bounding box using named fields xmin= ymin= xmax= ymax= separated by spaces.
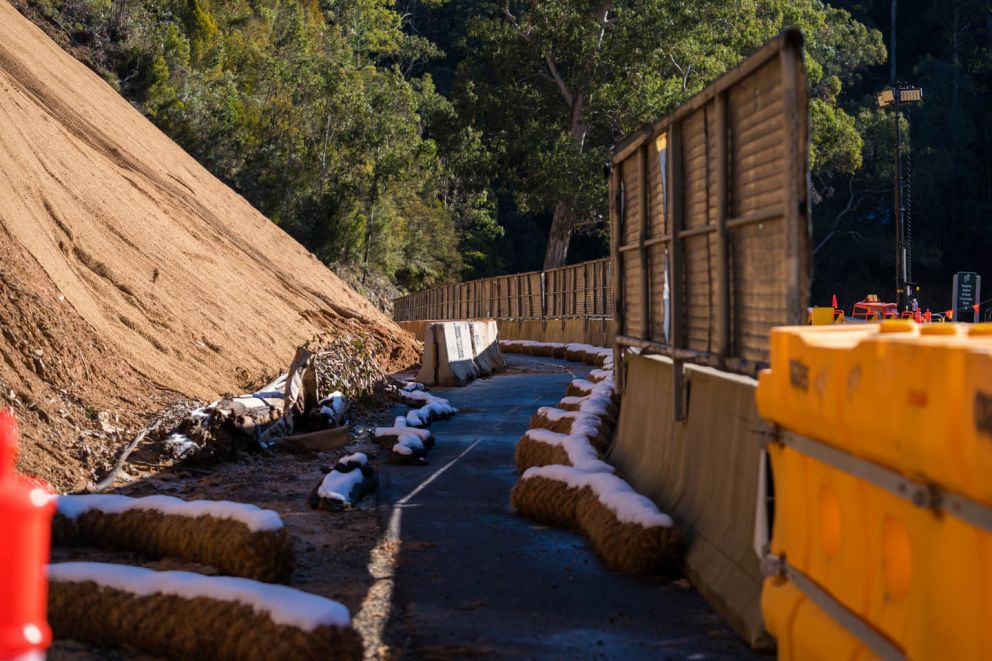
xmin=756 ymin=320 xmax=992 ymax=660
xmin=392 ymin=258 xmax=612 ymax=322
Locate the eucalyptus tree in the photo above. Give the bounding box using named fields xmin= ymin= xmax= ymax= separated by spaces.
xmin=459 ymin=0 xmax=885 ymax=268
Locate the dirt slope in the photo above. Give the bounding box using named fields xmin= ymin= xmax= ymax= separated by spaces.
xmin=0 ymin=1 xmax=418 ymax=489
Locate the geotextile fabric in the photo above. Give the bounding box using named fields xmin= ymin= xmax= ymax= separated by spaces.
xmin=52 ymin=511 xmax=294 ymax=583
xmin=48 ymin=580 xmax=362 ymax=660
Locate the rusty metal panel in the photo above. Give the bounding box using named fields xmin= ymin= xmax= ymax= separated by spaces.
xmin=610 ymin=30 xmax=809 ymax=376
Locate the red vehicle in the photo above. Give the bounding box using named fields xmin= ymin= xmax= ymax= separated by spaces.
xmin=850 ymin=295 xmax=900 ymax=321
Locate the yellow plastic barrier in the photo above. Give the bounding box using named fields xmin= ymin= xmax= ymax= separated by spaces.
xmin=762 ymin=577 xmax=875 ymax=661
xmin=808 ymin=307 xmax=839 ymax=325
xmin=758 ymin=322 xmax=992 ymax=660
xmin=765 ymin=443 xmax=992 ymax=660
xmin=758 ymin=321 xmax=992 ymax=507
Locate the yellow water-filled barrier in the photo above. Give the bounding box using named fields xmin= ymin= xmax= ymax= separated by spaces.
xmin=758 ymin=321 xmax=992 ymax=507
xmin=762 ymin=577 xmax=873 ymax=661
xmin=757 ymin=322 xmax=992 ymax=660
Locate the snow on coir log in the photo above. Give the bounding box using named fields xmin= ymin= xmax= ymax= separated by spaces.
xmin=308 ymin=452 xmax=377 ymax=510
xmin=528 ymin=407 xmax=610 ymax=453
xmin=499 ymin=341 xmax=614 ymax=368
xmin=53 ymin=495 xmax=293 ymax=583
xmin=48 ymin=563 xmax=362 ymax=660
xmin=396 ymin=388 xmax=458 ymax=427
xmin=511 ymin=466 xmax=683 ymax=576
xmin=374 ymin=416 xmax=435 ymax=464
xmin=514 ymin=428 xmax=614 ymax=473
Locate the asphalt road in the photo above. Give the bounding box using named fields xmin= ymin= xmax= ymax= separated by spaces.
xmin=378 ymin=354 xmax=760 ymax=660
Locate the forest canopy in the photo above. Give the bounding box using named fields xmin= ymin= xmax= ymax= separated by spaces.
xmin=16 ymin=0 xmax=991 ymax=311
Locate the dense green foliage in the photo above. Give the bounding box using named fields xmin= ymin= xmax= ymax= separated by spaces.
xmin=813 ymin=1 xmax=992 ymax=314
xmin=437 ymin=0 xmax=884 ymax=270
xmin=19 ymin=1 xmax=992 ymax=313
xmin=25 ymin=0 xmax=500 ymax=292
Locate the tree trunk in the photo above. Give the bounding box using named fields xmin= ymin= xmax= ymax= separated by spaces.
xmin=542 ymin=93 xmax=586 ymax=270
xmin=543 ymin=202 xmax=574 ymax=269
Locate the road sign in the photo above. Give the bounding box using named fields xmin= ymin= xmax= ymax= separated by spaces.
xmin=952 ymin=272 xmax=982 ymax=323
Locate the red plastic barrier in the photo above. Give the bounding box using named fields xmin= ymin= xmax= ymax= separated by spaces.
xmin=0 ymin=410 xmax=55 ymax=660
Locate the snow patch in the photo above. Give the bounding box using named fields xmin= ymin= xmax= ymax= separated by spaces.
xmin=48 ymin=562 xmax=350 ymax=630
xmin=521 ymin=465 xmax=673 ymax=528
xmin=163 ymin=433 xmax=198 ymax=458
xmin=317 ymin=469 xmax=366 ymax=502
xmin=559 ymin=394 xmax=612 ymax=417
xmin=536 ymin=408 xmax=605 ymax=440
xmin=523 ymin=428 xmax=614 ymax=473
xmin=336 ymin=452 xmax=368 ymax=467
xmin=57 ymin=495 xmax=283 ymax=532
xmin=373 ymin=424 xmax=430 ymax=442
xmin=405 ymin=396 xmax=457 ymax=427
xmin=392 ymin=433 xmax=425 ymax=456
xmin=588 ymin=368 xmax=613 ymax=382
xmin=318 ymin=391 xmax=348 ymax=426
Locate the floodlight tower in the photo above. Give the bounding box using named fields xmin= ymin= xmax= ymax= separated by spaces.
xmin=878 ymin=85 xmax=922 ymax=311
xmin=879 ymin=0 xmax=923 ymax=311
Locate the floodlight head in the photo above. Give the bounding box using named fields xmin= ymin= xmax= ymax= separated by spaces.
xmin=898 ymin=86 xmax=923 ymax=103
xmin=877 ymin=88 xmax=895 ymax=107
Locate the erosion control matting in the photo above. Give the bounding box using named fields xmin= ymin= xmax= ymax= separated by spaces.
xmin=375 ymin=353 xmax=758 ymax=659
xmin=53 ymin=509 xmax=294 ymax=583
xmin=49 ymin=577 xmax=362 ymax=660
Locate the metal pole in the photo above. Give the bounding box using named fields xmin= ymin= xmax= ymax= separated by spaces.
xmin=890 ymin=0 xmax=897 ymax=84
xmin=894 ymin=93 xmax=907 ymax=310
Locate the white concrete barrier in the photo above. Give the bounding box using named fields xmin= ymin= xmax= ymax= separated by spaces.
xmin=415 ymin=320 xmax=506 ymax=386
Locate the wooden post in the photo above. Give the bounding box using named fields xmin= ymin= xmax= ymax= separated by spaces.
xmin=638 ymin=144 xmax=651 ymax=340
xmin=715 ymin=91 xmax=731 ymax=358
xmin=573 ymin=266 xmax=579 ymax=317
xmin=540 ymin=272 xmax=547 ymax=320
xmin=780 ymin=43 xmax=806 ymax=325
xmin=669 ymin=121 xmax=687 ymax=422
xmin=610 ymin=163 xmax=625 ymax=390
xmin=583 ymin=265 xmax=589 ymax=317
xmin=602 ymin=259 xmax=609 ymax=317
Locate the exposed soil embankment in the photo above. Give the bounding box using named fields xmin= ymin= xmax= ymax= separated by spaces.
xmin=0 ymin=1 xmax=418 ymax=489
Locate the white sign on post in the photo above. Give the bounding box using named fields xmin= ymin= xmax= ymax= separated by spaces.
xmin=952 ymin=272 xmax=982 ymax=323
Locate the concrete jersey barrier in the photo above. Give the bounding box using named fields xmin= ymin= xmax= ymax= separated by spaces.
xmin=609 ymin=354 xmax=771 ymax=649
xmin=415 ymin=320 xmax=505 ymax=386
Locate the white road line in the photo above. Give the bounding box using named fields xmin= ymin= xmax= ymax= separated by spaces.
xmin=354 ymin=438 xmax=483 ymax=659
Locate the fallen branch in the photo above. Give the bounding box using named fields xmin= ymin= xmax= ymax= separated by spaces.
xmin=91 ymin=420 xmax=162 ymax=493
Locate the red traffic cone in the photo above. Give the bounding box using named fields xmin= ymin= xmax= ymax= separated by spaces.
xmin=832 ymin=294 xmax=838 ymax=310
xmin=925 ymin=309 xmax=932 ymax=323
xmin=0 ymin=410 xmax=55 ymax=661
